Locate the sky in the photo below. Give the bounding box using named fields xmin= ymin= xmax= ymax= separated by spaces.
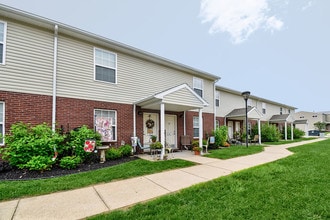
xmin=0 ymin=0 xmax=329 ymax=112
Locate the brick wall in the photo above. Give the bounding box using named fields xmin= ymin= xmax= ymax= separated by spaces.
xmin=0 ymin=91 xmax=134 ymax=145
xmin=0 ymin=91 xmax=53 ymax=132
xmin=56 ymin=97 xmax=134 ymax=145
xmin=185 ymin=111 xmax=215 ymax=140
xmin=1 ymin=90 xmax=216 ymax=146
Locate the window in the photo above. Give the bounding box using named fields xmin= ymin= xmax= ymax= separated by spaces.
xmin=94 ymin=48 xmax=117 ymax=83
xmin=262 ymin=102 xmax=266 ymax=114
xmin=215 ymin=120 xmax=220 ymax=128
xmin=193 ymin=116 xmax=199 ymax=138
xmin=215 ymin=91 xmax=220 ymax=107
xmin=193 ymin=77 xmax=203 ymax=97
xmin=0 ymin=102 xmax=4 ymax=145
xmin=94 ymin=109 xmax=117 ymax=142
xmin=280 ymin=107 xmax=283 ymax=115
xmin=247 ymin=99 xmax=252 ymax=107
xmin=0 ymin=21 xmax=6 ymax=64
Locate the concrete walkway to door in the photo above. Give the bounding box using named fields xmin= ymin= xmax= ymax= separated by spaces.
xmin=0 ymin=138 xmax=325 ymax=220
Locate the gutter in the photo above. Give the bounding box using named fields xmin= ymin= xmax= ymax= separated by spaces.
xmin=52 ymin=25 xmax=58 ymax=131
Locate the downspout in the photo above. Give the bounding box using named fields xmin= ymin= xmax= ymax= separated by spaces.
xmin=213 ymin=80 xmax=217 ymax=130
xmin=133 ymin=104 xmax=136 ymax=137
xmin=52 ymin=25 xmax=58 ymax=132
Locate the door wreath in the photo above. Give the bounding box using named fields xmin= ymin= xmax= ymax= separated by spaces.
xmin=146 ymin=119 xmax=155 ymax=129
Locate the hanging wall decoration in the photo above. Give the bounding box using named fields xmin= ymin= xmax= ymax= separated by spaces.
xmin=145 ymin=115 xmax=155 ymax=129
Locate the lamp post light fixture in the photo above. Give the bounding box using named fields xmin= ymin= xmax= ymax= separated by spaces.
xmin=241 ymin=91 xmax=250 ymax=147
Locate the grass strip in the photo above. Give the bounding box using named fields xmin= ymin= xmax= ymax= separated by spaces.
xmin=206 ymin=145 xmax=264 ymax=159
xmin=90 ymin=139 xmax=330 ymax=219
xmin=0 ymin=159 xmax=195 ymax=201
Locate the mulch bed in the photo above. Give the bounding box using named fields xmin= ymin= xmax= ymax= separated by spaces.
xmin=0 ymin=156 xmax=139 ymax=181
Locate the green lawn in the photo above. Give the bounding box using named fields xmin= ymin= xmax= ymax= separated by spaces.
xmin=206 ymin=145 xmax=264 ymax=159
xmin=263 ymin=137 xmax=316 ymax=145
xmin=90 ymin=139 xmax=330 ymax=219
xmin=0 ymin=159 xmax=195 ymax=201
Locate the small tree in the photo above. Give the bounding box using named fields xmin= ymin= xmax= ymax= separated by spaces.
xmin=314 ymin=121 xmax=326 ymax=132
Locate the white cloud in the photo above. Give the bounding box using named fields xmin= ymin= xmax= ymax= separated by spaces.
xmin=199 ymin=0 xmax=284 ymax=44
xmin=302 ymin=1 xmax=313 ymax=11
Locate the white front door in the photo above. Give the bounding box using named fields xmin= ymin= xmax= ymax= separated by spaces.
xmin=165 ymin=115 xmax=177 ymax=148
xmin=143 ymin=113 xmax=159 ymax=144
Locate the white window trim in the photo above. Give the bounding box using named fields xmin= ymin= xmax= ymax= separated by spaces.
xmin=193 ymin=77 xmax=204 ymax=97
xmin=94 ymin=109 xmax=117 ymax=142
xmin=215 ymin=91 xmax=220 ymax=107
xmin=193 ymin=116 xmax=199 ymax=138
xmin=262 ymin=102 xmax=266 ymax=114
xmin=94 ymin=47 xmax=117 ymax=84
xmin=0 ymin=102 xmax=5 ymax=146
xmin=0 ymin=21 xmax=7 ymax=65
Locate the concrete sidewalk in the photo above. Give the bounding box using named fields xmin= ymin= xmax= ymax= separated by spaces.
xmin=0 ymin=138 xmax=324 ymax=220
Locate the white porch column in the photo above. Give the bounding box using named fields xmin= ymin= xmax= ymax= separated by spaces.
xmin=285 ymin=121 xmax=288 ymax=140
xmin=258 ymin=119 xmax=261 ymax=144
xmin=199 ymin=108 xmax=203 ymax=155
xmin=183 ymin=111 xmax=186 ymax=135
xmin=133 ymin=104 xmax=136 ymax=137
xmin=291 ymin=122 xmax=294 ymax=140
xmin=160 ymin=103 xmax=165 ymax=160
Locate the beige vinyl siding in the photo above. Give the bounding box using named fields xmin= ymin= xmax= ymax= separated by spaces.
xmin=216 ymin=90 xmax=245 ymax=117
xmin=163 ymin=87 xmax=204 ymax=108
xmin=0 ymin=19 xmax=54 ymax=95
xmin=56 ymin=35 xmax=215 ymax=112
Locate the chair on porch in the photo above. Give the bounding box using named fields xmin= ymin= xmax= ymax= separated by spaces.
xmin=180 ymin=135 xmax=191 ymax=151
xmin=250 ymin=135 xmax=259 ymax=144
xmin=202 ymin=136 xmax=215 ymax=153
xmin=136 ymin=138 xmax=151 ymax=153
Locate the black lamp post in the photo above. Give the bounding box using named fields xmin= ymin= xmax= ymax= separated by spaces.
xmin=241 ymin=91 xmax=250 ymax=147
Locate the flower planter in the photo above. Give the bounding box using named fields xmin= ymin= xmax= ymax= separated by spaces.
xmin=194 ymin=150 xmax=201 ymax=155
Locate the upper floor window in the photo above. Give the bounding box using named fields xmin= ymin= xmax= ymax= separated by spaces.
xmin=0 ymin=21 xmax=7 ymax=65
xmin=280 ymin=107 xmax=283 ymax=115
xmin=94 ymin=48 xmax=117 ymax=83
xmin=247 ymin=99 xmax=252 ymax=107
xmin=262 ymin=102 xmax=266 ymax=114
xmin=0 ymin=102 xmax=4 ymax=145
xmin=94 ymin=109 xmax=117 ymax=142
xmin=193 ymin=77 xmax=203 ymax=97
xmin=215 ymin=91 xmax=220 ymax=107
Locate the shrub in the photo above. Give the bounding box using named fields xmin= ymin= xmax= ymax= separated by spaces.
xmin=259 ymin=123 xmax=281 ymax=142
xmin=213 ymin=126 xmax=228 ymax=147
xmin=23 ymin=156 xmax=54 ymax=171
xmin=282 ymin=126 xmax=305 ymax=139
xmin=60 ymin=156 xmax=82 ymax=169
xmin=150 ymin=141 xmax=162 ymax=149
xmin=1 ymin=122 xmax=64 ymax=168
xmin=119 ymin=144 xmax=132 ymax=157
xmin=66 ymin=125 xmax=101 ymax=162
xmin=105 ymin=147 xmax=122 ymax=160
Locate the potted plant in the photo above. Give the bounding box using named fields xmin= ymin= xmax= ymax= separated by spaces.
xmin=192 ymin=140 xmax=202 ymax=155
xmin=150 ymin=141 xmax=162 ymax=149
xmin=192 ymin=146 xmax=202 ymax=155
xmin=150 ymin=135 xmax=157 ymax=142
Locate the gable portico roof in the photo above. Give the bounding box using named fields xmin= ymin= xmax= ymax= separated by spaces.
xmin=135 ymin=84 xmax=208 ymax=112
xmin=226 ymin=107 xmax=263 ymax=120
xmin=269 ymin=114 xmax=294 ymax=123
